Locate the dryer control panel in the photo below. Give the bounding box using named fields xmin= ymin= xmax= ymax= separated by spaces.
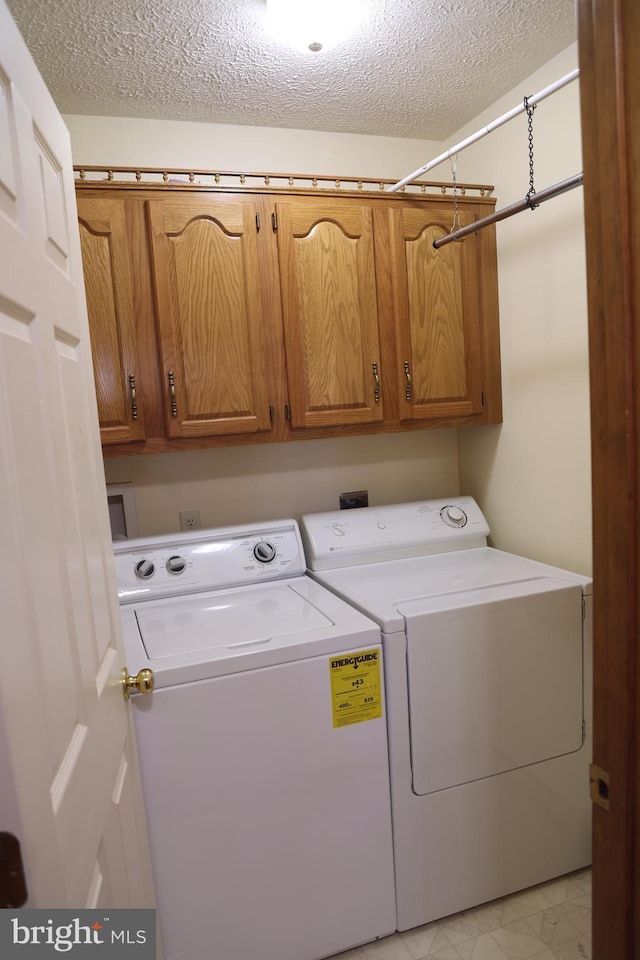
xmin=301 ymin=497 xmax=490 ymax=570
xmin=114 ymin=519 xmax=306 ymax=602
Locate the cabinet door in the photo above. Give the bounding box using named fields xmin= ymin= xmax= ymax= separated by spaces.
xmin=275 ymin=200 xmax=384 ymax=429
xmin=77 ymin=197 xmax=145 ymax=443
xmin=390 ymin=204 xmax=483 ymax=421
xmin=148 ymin=196 xmax=272 ymax=438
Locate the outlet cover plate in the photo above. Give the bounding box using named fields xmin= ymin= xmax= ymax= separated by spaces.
xmin=180 ymin=510 xmax=201 ymax=531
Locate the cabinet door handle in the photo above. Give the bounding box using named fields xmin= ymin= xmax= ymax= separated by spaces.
xmin=372 ymin=362 xmax=381 ymax=403
xmin=167 ymin=371 xmax=178 ymax=418
xmin=404 ymin=361 xmax=412 ymax=401
xmin=128 ymin=373 xmax=138 ymax=421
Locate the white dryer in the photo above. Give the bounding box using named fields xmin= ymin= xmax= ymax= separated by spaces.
xmin=301 ymin=497 xmax=592 ymax=931
xmin=114 ymin=519 xmax=396 ymax=960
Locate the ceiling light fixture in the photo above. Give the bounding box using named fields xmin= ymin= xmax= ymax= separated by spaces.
xmin=266 ymin=0 xmax=363 ymax=54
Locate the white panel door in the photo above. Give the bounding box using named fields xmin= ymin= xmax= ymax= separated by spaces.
xmin=0 ymin=0 xmax=156 ymax=910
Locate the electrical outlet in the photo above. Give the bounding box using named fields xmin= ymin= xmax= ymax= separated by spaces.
xmin=339 ymin=490 xmax=369 ymax=510
xmin=180 ymin=510 xmax=201 ymax=531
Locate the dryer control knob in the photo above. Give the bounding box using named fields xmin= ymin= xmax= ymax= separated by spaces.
xmin=134 ymin=559 xmax=156 ymax=579
xmin=441 ymin=505 xmax=467 ymax=528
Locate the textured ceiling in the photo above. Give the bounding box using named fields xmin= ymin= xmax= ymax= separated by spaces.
xmin=7 ymin=0 xmax=576 ymax=140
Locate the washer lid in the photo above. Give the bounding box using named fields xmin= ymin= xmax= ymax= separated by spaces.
xmin=135 ymin=583 xmax=332 ymax=660
xmin=121 ymin=576 xmax=381 ymax=685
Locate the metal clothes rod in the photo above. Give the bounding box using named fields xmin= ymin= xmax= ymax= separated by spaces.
xmin=388 ymin=68 xmax=580 ymax=193
xmin=432 ymin=172 xmax=584 ymax=249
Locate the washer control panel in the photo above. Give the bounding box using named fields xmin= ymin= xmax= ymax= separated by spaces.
xmin=114 ymin=520 xmax=306 ymax=603
xmin=301 ymin=497 xmax=490 ymax=570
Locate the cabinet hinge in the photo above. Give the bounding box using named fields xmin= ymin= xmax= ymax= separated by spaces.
xmin=589 ymin=763 xmax=610 ymax=811
xmin=256 ymin=212 xmax=261 ymax=232
xmin=271 ymin=212 xmax=278 ymax=231
xmin=285 ymin=404 xmax=290 ymax=421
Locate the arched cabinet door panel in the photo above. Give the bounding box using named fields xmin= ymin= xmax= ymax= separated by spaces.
xmin=147 ymin=196 xmax=273 ymax=439
xmin=389 ymin=204 xmax=484 ymax=422
xmin=275 ymin=199 xmax=385 ymax=429
xmin=77 ymin=197 xmax=146 ymax=443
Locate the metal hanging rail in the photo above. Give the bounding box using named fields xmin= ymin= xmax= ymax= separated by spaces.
xmin=388 ymin=68 xmax=580 ymax=193
xmin=432 ymin=172 xmax=584 ymax=249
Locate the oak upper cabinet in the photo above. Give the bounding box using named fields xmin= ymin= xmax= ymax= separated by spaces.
xmin=388 ymin=202 xmax=484 ymax=422
xmin=274 ymin=199 xmax=384 ymax=428
xmin=147 ymin=195 xmax=274 ymax=438
xmin=76 ymin=180 xmax=501 ymax=455
xmin=77 ymin=197 xmax=145 ymax=444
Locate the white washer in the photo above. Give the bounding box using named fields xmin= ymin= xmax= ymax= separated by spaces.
xmin=114 ymin=519 xmax=396 ymax=960
xmin=301 ymin=497 xmax=592 ymax=930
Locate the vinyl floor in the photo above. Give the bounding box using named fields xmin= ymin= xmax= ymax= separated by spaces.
xmin=327 ymin=868 xmax=592 ymax=960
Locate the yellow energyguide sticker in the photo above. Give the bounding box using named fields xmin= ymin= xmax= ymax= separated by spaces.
xmin=329 ymin=648 xmax=383 ymax=727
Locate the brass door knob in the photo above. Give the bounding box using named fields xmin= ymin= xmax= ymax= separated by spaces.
xmin=121 ymin=667 xmax=155 ymax=700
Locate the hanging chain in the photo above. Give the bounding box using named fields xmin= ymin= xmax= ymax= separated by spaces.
xmin=524 ymin=96 xmax=538 ymax=209
xmin=450 ymin=153 xmax=462 ymax=235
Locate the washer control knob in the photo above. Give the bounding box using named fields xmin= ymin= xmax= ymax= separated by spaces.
xmin=441 ymin=505 xmax=467 ymax=528
xmin=253 ymin=540 xmax=277 ymax=564
xmin=166 ymin=555 xmax=187 ymax=575
xmin=134 ymin=559 xmax=155 ymax=579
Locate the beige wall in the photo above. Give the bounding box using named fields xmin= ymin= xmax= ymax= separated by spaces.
xmin=447 ymin=45 xmax=592 ymax=575
xmin=103 ymin=432 xmax=459 ymax=536
xmin=64 ymin=115 xmax=441 ymax=181
xmin=66 ymin=44 xmax=592 ymax=573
